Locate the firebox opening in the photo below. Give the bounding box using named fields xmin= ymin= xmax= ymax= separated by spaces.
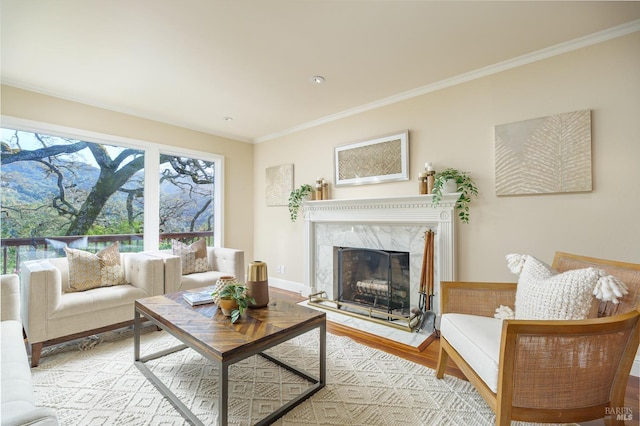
xmin=337 ymin=247 xmax=410 ymax=320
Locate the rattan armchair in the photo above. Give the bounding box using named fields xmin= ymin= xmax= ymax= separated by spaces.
xmin=435 ymin=252 xmax=640 ymax=426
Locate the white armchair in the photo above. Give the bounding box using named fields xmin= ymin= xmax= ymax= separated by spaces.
xmin=435 ymin=252 xmax=640 ymax=425
xmin=146 ymin=246 xmax=245 ymax=293
xmin=20 ymin=252 xmax=165 ymax=367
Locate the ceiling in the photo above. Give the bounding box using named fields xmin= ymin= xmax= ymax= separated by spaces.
xmin=2 ymin=1 xmax=640 ymax=143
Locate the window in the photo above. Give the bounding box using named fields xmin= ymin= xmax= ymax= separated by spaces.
xmin=159 ymin=154 xmax=216 ymax=246
xmin=0 ymin=117 xmax=222 ymax=271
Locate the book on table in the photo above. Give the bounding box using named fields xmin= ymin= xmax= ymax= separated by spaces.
xmin=183 ymin=290 xmax=215 ymax=306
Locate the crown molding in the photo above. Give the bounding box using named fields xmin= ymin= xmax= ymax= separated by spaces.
xmin=255 ymin=19 xmax=640 ymax=144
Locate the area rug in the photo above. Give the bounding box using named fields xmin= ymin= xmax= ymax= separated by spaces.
xmin=31 ymin=329 xmax=571 ymax=425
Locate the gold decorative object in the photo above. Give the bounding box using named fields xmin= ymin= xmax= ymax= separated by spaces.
xmin=246 ymin=261 xmax=269 ymax=308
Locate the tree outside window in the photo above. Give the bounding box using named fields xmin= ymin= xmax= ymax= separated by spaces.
xmin=1 ymin=128 xmax=216 ymax=270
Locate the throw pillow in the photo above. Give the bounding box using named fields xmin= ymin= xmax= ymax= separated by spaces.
xmin=506 ymin=254 xmax=628 ymax=320
xmin=172 ymin=240 xmax=197 ymax=275
xmin=190 ymin=238 xmax=210 ymax=273
xmin=65 ymin=243 xmax=128 ymax=292
xmin=98 ymin=242 xmax=127 ymax=286
xmin=65 ymin=247 xmax=102 ymax=292
xmin=172 ymin=239 xmax=209 ymax=274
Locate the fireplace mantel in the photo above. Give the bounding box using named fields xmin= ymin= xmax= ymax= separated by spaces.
xmin=302 ymin=194 xmax=459 ymax=315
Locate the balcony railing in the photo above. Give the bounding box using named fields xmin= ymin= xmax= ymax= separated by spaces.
xmin=1 ymin=231 xmax=214 ymax=274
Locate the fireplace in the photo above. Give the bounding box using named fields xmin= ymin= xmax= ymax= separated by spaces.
xmin=302 ymin=194 xmax=459 ymax=334
xmin=337 ymin=247 xmax=410 ymax=317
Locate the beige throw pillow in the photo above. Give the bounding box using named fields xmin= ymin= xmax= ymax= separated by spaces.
xmin=172 ymin=239 xmax=209 ymax=274
xmin=172 ymin=240 xmax=197 ymax=275
xmin=98 ymin=242 xmax=128 ymax=286
xmin=190 ymin=238 xmax=210 ymax=273
xmin=64 ymin=242 xmax=127 ymax=292
xmin=65 ymin=247 xmax=102 ymax=292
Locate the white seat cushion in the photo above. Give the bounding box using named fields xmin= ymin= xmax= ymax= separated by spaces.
xmin=440 ymin=313 xmax=503 ymax=393
xmin=1 ymin=320 xmax=37 ymax=418
xmin=51 ymin=284 xmax=149 ymax=318
xmin=180 ymin=270 xmax=228 ymax=291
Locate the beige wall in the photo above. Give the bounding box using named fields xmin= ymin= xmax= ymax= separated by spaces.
xmin=254 ymin=32 xmax=640 ymax=286
xmin=2 ymin=31 xmax=638 ymax=287
xmin=0 ymin=85 xmax=255 ymax=260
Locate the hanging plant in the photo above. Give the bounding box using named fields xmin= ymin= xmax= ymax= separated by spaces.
xmin=431 ymin=168 xmax=479 ymax=224
xmin=288 ymin=184 xmax=313 ymax=222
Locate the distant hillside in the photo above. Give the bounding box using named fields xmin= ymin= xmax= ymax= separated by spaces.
xmin=1 ymin=158 xmax=213 ymax=234
xmin=2 ymin=160 xmax=100 ymax=205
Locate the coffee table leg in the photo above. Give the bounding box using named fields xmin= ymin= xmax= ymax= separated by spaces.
xmin=134 ymin=309 xmax=140 ymax=361
xmin=219 ymin=361 xmax=229 ymax=426
xmin=320 ymin=320 xmax=326 ymax=386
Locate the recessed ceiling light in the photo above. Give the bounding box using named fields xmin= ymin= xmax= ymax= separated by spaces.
xmin=223 ymin=116 xmax=233 ymax=122
xmin=310 ymin=76 xmax=325 ymax=84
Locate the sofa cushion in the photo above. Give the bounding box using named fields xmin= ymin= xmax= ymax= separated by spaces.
xmin=64 ymin=243 xmax=127 ymax=292
xmin=180 ymin=270 xmax=229 ymax=290
xmin=51 ymin=284 xmax=149 ymax=319
xmin=1 ymin=320 xmax=38 ymax=420
xmin=440 ymin=313 xmax=503 ymax=393
xmin=506 ymin=254 xmax=628 ymax=320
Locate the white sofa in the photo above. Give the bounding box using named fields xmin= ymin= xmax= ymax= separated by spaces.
xmin=20 ymin=253 xmax=165 ymax=367
xmin=1 ymin=274 xmax=58 ymax=426
xmin=146 ymin=247 xmax=244 ymax=293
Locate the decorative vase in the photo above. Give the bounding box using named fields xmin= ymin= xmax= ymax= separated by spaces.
xmin=213 ymin=276 xmax=236 ymax=304
xmin=246 ymin=261 xmax=269 ymax=308
xmin=218 ymin=297 xmax=238 ymax=316
xmin=442 ymin=178 xmax=458 ymax=194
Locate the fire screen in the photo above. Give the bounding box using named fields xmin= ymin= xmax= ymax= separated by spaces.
xmin=337 ymin=247 xmax=410 ymax=317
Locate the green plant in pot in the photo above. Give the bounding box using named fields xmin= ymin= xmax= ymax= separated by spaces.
xmin=431 ymin=168 xmax=479 ymax=224
xmin=212 ymin=282 xmax=255 ymax=323
xmin=288 ymin=184 xmax=313 ymax=222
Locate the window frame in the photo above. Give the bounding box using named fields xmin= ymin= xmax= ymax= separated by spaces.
xmin=0 ymin=115 xmax=224 ymax=250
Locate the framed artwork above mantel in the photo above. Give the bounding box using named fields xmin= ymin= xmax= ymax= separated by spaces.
xmin=334 ymin=130 xmax=409 ymax=186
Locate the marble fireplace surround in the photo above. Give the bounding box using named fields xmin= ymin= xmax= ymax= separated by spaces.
xmin=302 ymin=194 xmax=459 ymax=317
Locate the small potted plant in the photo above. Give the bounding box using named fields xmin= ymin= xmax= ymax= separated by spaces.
xmin=288 ymin=184 xmax=313 ymax=222
xmin=212 ymin=282 xmax=255 ymax=323
xmin=431 ymin=168 xmax=479 ymax=224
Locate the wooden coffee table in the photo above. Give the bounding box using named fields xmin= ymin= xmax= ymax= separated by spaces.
xmin=134 ymin=289 xmax=326 ymax=426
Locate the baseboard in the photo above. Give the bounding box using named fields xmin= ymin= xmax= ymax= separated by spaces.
xmin=267 ymin=277 xmax=309 ymax=297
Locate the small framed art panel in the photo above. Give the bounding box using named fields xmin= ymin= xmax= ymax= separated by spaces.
xmin=265 ymin=163 xmax=293 ymax=206
xmin=334 ymin=131 xmax=409 ymax=186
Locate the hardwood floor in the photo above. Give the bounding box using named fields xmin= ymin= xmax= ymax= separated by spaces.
xmin=270 ymin=287 xmax=640 ymax=426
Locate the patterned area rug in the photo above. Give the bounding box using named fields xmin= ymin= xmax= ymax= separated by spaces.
xmin=31 ymin=329 xmax=572 ymax=425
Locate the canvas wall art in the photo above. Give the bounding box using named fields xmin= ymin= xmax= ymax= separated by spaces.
xmin=334 ymin=131 xmax=409 ymax=186
xmin=495 ymin=110 xmax=592 ymax=196
xmin=265 ymin=163 xmax=293 ymax=206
